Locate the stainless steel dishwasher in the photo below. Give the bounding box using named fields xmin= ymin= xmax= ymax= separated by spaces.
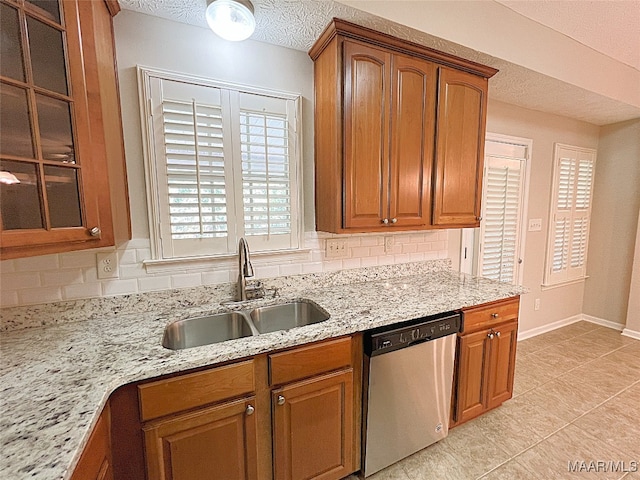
xmin=362 ymin=312 xmax=461 ymax=477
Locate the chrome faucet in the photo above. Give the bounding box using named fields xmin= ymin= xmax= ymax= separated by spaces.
xmin=237 ymin=237 xmax=261 ymax=301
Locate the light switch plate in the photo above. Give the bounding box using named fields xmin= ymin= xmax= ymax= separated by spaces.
xmin=325 ymin=239 xmax=348 ymax=259
xmin=528 ymin=218 xmax=542 ymax=232
xmin=96 ymin=252 xmax=119 ymax=279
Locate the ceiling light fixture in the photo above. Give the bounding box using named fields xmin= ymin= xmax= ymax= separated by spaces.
xmin=205 ymin=0 xmax=256 ymax=42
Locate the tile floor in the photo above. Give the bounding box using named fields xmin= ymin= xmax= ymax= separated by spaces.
xmin=349 ymin=321 xmax=640 ymax=480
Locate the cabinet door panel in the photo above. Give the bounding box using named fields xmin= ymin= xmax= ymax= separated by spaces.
xmin=487 ymin=320 xmax=518 ymax=409
xmin=454 ymin=330 xmax=488 ymax=424
xmin=389 ymin=54 xmax=436 ymax=228
xmin=71 ymin=404 xmax=113 ymax=480
xmin=273 ymin=369 xmax=354 ymax=480
xmin=433 ymin=68 xmax=487 ymax=226
xmin=144 ymin=397 xmax=258 ymax=480
xmin=343 ymin=41 xmax=390 ymax=229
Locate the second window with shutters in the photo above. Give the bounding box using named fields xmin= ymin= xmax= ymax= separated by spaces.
xmin=140 ymin=69 xmax=301 ymax=260
xmin=544 ymin=144 xmax=596 ymax=286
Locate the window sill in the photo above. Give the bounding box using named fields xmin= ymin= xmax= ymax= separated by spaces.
xmin=541 ymin=276 xmax=589 ymax=291
xmin=143 ymin=248 xmax=312 ymax=274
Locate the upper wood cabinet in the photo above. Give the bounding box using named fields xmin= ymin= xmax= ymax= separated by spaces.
xmin=310 ymin=19 xmax=497 ymax=234
xmin=342 ymin=41 xmax=435 ymax=230
xmin=0 ymin=0 xmax=129 ymax=259
xmin=432 ymin=68 xmax=488 ymax=226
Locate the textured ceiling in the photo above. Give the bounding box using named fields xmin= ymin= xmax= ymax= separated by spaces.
xmin=496 ymin=0 xmax=640 ymax=71
xmin=117 ymin=0 xmax=640 ymax=125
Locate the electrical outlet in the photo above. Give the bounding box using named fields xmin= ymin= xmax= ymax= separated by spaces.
xmin=384 ymin=236 xmax=394 ymax=253
xmin=528 ymin=218 xmax=542 ymax=232
xmin=534 ymin=298 xmax=541 ymax=311
xmin=325 ymin=239 xmax=348 ymax=259
xmin=96 ymin=252 xmax=119 ymax=279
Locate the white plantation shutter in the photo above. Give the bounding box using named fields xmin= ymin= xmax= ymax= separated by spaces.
xmin=234 ymin=92 xmax=298 ymax=250
xmin=478 ymin=145 xmax=526 ymax=283
xmin=163 ymin=101 xmax=228 ymax=238
xmin=144 ymin=72 xmax=300 ymax=260
xmin=545 ymin=145 xmax=596 ymax=285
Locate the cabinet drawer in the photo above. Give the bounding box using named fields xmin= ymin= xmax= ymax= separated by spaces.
xmin=462 ymin=297 xmax=519 ymax=334
xmin=269 ymin=337 xmax=352 ymax=386
xmin=138 ymin=360 xmax=255 ymax=421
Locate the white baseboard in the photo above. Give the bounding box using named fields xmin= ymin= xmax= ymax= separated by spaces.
xmin=517 ymin=314 xmax=582 ymax=341
xmin=518 ymin=313 xmax=626 ymax=341
xmin=622 ymin=328 xmax=640 ymax=340
xmin=582 ymin=314 xmax=625 ymax=331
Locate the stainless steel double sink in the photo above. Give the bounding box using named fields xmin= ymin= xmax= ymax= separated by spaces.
xmin=162 ymin=301 xmax=330 ymax=350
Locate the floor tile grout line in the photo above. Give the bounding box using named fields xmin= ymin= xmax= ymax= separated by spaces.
xmin=512 ymin=341 xmax=633 ymax=399
xmin=475 ymin=337 xmax=639 ymax=479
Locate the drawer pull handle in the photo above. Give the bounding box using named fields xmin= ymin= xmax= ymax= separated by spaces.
xmin=246 ymin=404 xmax=255 ymax=416
xmin=277 ymin=395 xmax=286 ymax=406
xmin=491 ymin=313 xmax=499 ymax=318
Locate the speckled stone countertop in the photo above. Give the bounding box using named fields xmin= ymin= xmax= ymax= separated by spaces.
xmin=0 ymin=261 xmax=525 ymax=479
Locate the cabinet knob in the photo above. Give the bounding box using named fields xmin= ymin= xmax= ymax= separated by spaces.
xmin=89 ymin=226 xmax=101 ymax=237
xmin=496 ymin=331 xmax=501 ymax=337
xmin=245 ymin=404 xmax=255 ymax=416
xmin=382 ymin=218 xmax=389 ymax=225
xmin=277 ymin=395 xmax=286 ymax=406
xmin=390 ymin=218 xmax=397 ymax=224
xmin=491 ymin=313 xmax=499 ymax=318
xmin=476 ymin=216 xmax=482 ymax=221
xmin=487 ymin=332 xmax=495 ymax=339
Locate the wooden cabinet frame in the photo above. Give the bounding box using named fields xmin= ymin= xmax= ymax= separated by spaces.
xmin=0 ymin=0 xmax=129 ymax=259
xmin=452 ymin=297 xmax=519 ymax=426
xmin=310 ymin=19 xmax=497 ymax=234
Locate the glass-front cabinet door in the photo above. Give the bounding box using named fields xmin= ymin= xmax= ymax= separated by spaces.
xmin=0 ymin=0 xmax=118 ymax=258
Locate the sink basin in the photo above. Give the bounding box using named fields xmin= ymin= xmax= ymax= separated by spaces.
xmin=248 ymin=301 xmax=330 ymax=334
xmin=162 ymin=312 xmax=254 ymax=350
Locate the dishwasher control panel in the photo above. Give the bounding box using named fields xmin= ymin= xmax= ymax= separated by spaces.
xmin=366 ymin=313 xmax=461 ymax=356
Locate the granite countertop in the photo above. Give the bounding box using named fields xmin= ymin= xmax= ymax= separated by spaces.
xmin=0 ymin=262 xmax=525 ymax=479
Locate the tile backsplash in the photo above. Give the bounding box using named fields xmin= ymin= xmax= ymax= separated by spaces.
xmin=0 ymin=230 xmax=448 ymax=308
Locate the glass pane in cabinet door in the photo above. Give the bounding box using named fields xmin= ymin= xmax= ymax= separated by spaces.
xmin=44 ymin=165 xmax=82 ymax=227
xmin=36 ymin=93 xmax=75 ymax=163
xmin=26 ymin=0 xmax=61 ymax=24
xmin=0 ymin=4 xmax=26 ymax=81
xmin=0 ymin=160 xmax=44 ymax=230
xmin=0 ymin=84 xmax=35 ymax=158
xmin=27 ymin=16 xmax=68 ymax=95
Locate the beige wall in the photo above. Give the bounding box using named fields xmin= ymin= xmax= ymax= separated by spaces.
xmin=625 ymin=210 xmax=640 ymax=335
xmin=584 ymin=119 xmax=640 ymax=325
xmin=450 ymin=99 xmax=601 ymax=333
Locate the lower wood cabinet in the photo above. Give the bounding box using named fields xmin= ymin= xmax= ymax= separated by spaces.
xmin=273 ymin=369 xmax=354 ymax=480
xmin=134 ymin=335 xmax=361 ymax=480
xmin=70 ymin=403 xmax=114 ymax=480
xmin=452 ymin=297 xmax=519 ymax=426
xmin=143 ymin=397 xmax=258 ymax=480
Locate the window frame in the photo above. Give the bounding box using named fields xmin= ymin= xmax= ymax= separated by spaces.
xmin=543 ymin=143 xmax=597 ymax=287
xmin=137 ymin=66 xmax=303 ymax=266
